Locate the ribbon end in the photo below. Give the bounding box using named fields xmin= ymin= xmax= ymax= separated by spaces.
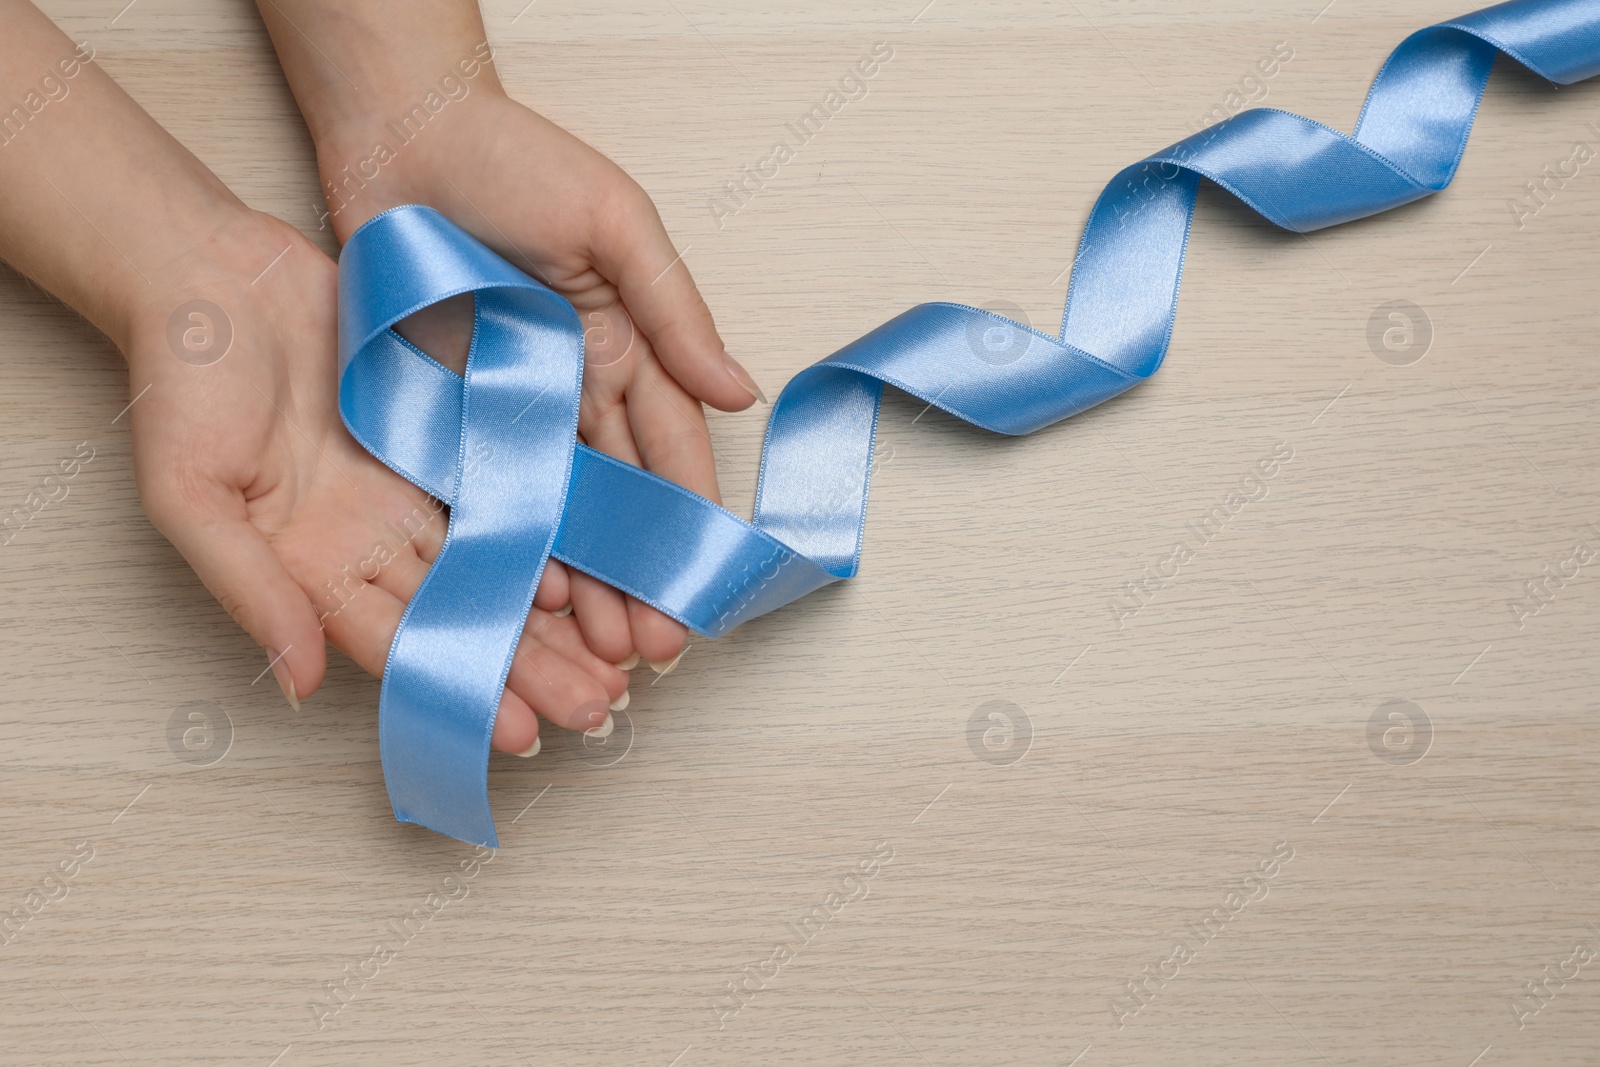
xmin=393 ymin=807 xmax=499 ymax=849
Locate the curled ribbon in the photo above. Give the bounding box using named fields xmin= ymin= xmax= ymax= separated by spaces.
xmin=338 ymin=0 xmax=1600 ymax=845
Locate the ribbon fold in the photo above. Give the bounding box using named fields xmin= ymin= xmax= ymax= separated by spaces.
xmin=337 ymin=0 xmax=1600 ymax=845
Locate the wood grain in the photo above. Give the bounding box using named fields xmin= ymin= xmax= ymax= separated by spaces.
xmin=3 ymin=1 xmax=1598 ymax=1064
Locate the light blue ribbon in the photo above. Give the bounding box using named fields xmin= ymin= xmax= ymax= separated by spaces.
xmin=337 ymin=0 xmax=1600 ymax=845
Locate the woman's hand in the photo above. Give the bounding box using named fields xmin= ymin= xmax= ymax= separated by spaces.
xmin=123 ymin=212 xmax=630 ymax=753
xmin=0 ymin=3 xmax=627 ymax=753
xmin=256 ymin=0 xmax=765 ymax=670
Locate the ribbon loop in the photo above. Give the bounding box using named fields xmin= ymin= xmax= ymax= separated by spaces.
xmin=341 ymin=206 xmax=583 ymax=846
xmin=338 ymin=0 xmax=1600 ymax=845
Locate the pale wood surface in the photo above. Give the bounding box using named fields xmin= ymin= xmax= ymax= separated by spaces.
xmin=4 ymin=1 xmax=1600 ymax=1064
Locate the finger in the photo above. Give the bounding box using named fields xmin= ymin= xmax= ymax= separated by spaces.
xmin=146 ymin=485 xmax=326 ymax=704
xmin=490 ymin=689 xmax=543 ymax=757
xmin=533 ymin=558 xmax=570 ymax=613
xmin=504 ymin=631 xmax=616 ymax=734
xmin=363 ymin=543 xmax=622 ymax=699
xmin=405 ymin=502 xmax=568 ymax=617
xmin=625 ymin=599 xmax=687 ymax=667
xmin=626 ymin=361 xmax=720 ymax=503
xmin=592 ymin=183 xmax=764 ymax=412
xmin=520 ymin=602 xmax=628 ymax=695
xmin=407 ymin=499 xmax=448 ymax=563
xmin=318 ymin=573 xmax=572 ymax=756
xmin=359 ymin=544 xmax=434 ymax=606
xmin=568 ymin=568 xmax=634 ymax=664
xmin=579 ymin=390 xmax=643 ymax=468
xmin=314 ymin=574 xmax=401 ymax=677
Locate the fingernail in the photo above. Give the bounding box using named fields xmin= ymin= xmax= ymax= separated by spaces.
xmin=515 ymin=735 xmax=542 ymax=758
xmin=723 ymin=352 xmax=768 ymax=404
xmin=648 ymin=647 xmax=687 ymax=677
xmin=267 ymin=649 xmax=300 ymax=712
xmin=615 ymin=653 xmax=640 ymax=670
xmin=553 ymin=604 xmax=572 ymax=618
xmin=587 ymin=711 xmax=615 ymax=738
xmin=608 ymin=690 xmax=630 ymax=713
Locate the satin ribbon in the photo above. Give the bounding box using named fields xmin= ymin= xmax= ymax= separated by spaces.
xmin=338 ymin=0 xmax=1600 ymax=845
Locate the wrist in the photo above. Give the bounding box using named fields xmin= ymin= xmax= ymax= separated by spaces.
xmin=0 ymin=3 xmax=301 ymax=354
xmin=310 ymin=36 xmax=503 ymax=146
xmin=306 ymin=46 xmax=509 ymax=241
xmin=118 ymin=207 xmax=311 ymax=365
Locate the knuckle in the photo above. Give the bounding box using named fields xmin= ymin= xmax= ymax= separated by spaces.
xmin=214 ymin=585 xmax=256 ymax=636
xmin=136 ymin=464 xmax=213 ymax=533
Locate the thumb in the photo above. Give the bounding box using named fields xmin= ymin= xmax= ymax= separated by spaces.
xmin=592 ymin=181 xmax=766 ymax=412
xmin=145 ymin=484 xmax=327 ymax=707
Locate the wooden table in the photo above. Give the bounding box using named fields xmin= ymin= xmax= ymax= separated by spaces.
xmin=4 ymin=1 xmax=1598 ymax=1064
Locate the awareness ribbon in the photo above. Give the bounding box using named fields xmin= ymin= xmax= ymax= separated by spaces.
xmin=337 ymin=0 xmax=1600 ymax=845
